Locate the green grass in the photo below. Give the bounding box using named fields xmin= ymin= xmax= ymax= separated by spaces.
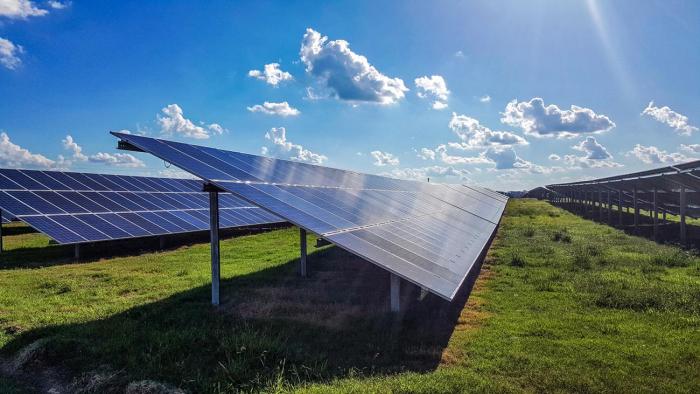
xmin=1 ymin=200 xmax=699 ymax=393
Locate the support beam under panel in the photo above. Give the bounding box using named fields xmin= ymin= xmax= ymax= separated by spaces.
xmin=0 ymin=209 xmax=3 ymax=254
xmin=390 ymin=273 xmax=400 ymax=313
xmin=74 ymin=244 xmax=81 ymax=260
xmin=300 ymin=228 xmax=307 ymax=277
xmin=209 ymin=191 xmax=221 ymax=306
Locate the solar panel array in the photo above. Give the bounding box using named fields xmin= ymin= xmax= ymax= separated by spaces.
xmin=546 ymin=160 xmax=700 ymax=218
xmin=0 ymin=169 xmax=284 ymax=244
xmin=112 ymin=132 xmax=507 ymax=301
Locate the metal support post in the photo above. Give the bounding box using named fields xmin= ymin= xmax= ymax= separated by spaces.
xmin=607 ymin=190 xmax=612 ymax=224
xmin=653 ymin=188 xmax=658 ymax=241
xmin=209 ymin=191 xmax=221 ymax=306
xmin=0 ymin=209 xmax=3 ymax=253
xmin=159 ymin=236 xmax=166 ymax=250
xmin=680 ymin=186 xmax=687 ymax=245
xmin=390 ymin=273 xmax=400 ymax=312
xmin=300 ymin=228 xmax=307 ymax=277
xmin=618 ymin=189 xmax=623 ymax=226
xmin=599 ymin=189 xmax=604 ymax=221
xmin=74 ymin=244 xmax=81 ymax=260
xmin=633 ymin=187 xmax=639 ymax=231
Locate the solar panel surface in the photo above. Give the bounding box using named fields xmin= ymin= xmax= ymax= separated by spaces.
xmin=0 ymin=169 xmax=285 ymax=244
xmin=112 ymin=132 xmax=507 ymax=300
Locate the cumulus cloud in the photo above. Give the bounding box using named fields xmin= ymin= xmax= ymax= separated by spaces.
xmin=300 ymin=28 xmax=408 ymax=105
xmin=434 ymin=144 xmax=491 ymax=165
xmin=627 ymin=144 xmax=688 ymax=165
xmin=0 ymin=0 xmax=47 ymax=19
xmin=88 ymin=152 xmax=145 ymax=168
xmin=382 ymin=165 xmax=469 ymax=181
xmin=247 ymin=101 xmax=300 ymax=117
xmin=370 ymin=150 xmax=399 ymax=166
xmin=641 ymin=101 xmax=697 ymax=136
xmin=483 ymin=146 xmax=533 ymax=170
xmin=501 ymin=97 xmax=615 ymax=138
xmin=0 ymin=132 xmax=57 ymax=168
xmin=0 ymin=37 xmax=23 ymax=70
xmin=264 ymin=127 xmax=327 ymax=164
xmin=62 ymin=135 xmax=87 ymax=161
xmin=680 ymin=144 xmax=700 ymax=154
xmin=563 ymin=137 xmax=621 ymax=168
xmin=248 ymin=63 xmax=293 ymax=86
xmin=417 ymin=147 xmax=436 ymax=160
xmin=414 ymin=75 xmax=449 ymax=110
xmin=48 ymin=1 xmax=69 ymax=9
xmin=158 ymin=104 xmax=225 ymax=139
xmin=548 ymin=154 xmax=561 ymax=161
xmin=479 ymin=95 xmax=491 ymax=103
xmin=448 ymin=112 xmax=527 ymax=149
xmin=572 ymin=136 xmax=612 ymax=160
xmin=62 ymin=134 xmax=145 ymax=168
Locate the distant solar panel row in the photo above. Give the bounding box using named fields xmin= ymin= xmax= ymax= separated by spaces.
xmin=113 ymin=132 xmax=507 ymax=301
xmin=546 ymin=160 xmax=700 ymax=218
xmin=0 ymin=169 xmax=284 ymax=244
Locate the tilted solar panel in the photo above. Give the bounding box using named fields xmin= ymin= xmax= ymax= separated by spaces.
xmin=112 ymin=132 xmax=507 ymax=301
xmin=0 ymin=169 xmax=285 ymax=244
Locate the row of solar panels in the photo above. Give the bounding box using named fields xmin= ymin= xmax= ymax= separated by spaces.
xmin=0 ymin=169 xmax=285 ymax=244
xmin=113 ymin=132 xmax=508 ymax=301
xmin=546 ymin=160 xmax=700 ymax=218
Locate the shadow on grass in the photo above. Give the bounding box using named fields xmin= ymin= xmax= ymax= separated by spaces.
xmin=551 ymin=202 xmax=700 ymax=250
xmin=0 ymin=223 xmax=292 ymax=270
xmin=1 ymin=244 xmax=484 ymax=392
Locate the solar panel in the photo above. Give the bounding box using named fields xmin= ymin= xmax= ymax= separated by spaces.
xmin=0 ymin=169 xmax=286 ymax=244
xmin=112 ymin=132 xmax=507 ymax=301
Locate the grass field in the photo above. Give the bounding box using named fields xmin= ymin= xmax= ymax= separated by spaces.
xmin=1 ymin=199 xmax=699 ymax=393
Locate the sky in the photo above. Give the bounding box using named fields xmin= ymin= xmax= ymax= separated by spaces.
xmin=1 ymin=0 xmax=699 ymax=191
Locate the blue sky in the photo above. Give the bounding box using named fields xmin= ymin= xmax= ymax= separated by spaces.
xmin=1 ymin=0 xmax=699 ymax=190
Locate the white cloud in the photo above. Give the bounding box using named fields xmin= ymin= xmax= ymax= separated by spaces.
xmin=448 ymin=112 xmax=528 ymax=149
xmin=300 ymin=28 xmax=408 ymax=105
xmin=248 ymin=63 xmax=293 ymax=86
xmin=370 ymin=150 xmax=399 ymax=166
xmin=48 ymin=1 xmax=69 ymax=9
xmin=572 ymin=136 xmax=612 ymax=160
xmin=641 ymin=101 xmax=697 ymax=136
xmin=247 ymin=101 xmax=300 ymax=117
xmin=158 ymin=104 xmax=224 ymax=139
xmin=382 ymin=165 xmax=469 ymax=181
xmin=501 ymin=97 xmax=615 ymax=138
xmin=454 ymin=50 xmax=465 ymax=58
xmin=62 ymin=134 xmax=145 ymax=168
xmin=627 ymin=144 xmax=688 ymax=165
xmin=414 ymin=75 xmax=449 ymax=110
xmin=680 ymin=144 xmax=700 ymax=154
xmin=417 ymin=147 xmax=435 ymax=160
xmin=0 ymin=132 xmax=56 ymax=169
xmin=0 ymin=37 xmax=23 ymax=70
xmin=434 ymin=144 xmax=491 ymax=165
xmin=563 ymin=137 xmax=621 ymax=168
xmin=88 ymin=152 xmax=145 ymax=168
xmin=479 ymin=95 xmax=491 ymax=103
xmin=62 ymin=135 xmax=87 ymax=161
xmin=264 ymin=127 xmax=327 ymax=164
xmin=548 ymin=154 xmax=561 ymax=161
xmin=483 ymin=146 xmax=533 ymax=170
xmin=0 ymin=0 xmax=47 ymax=19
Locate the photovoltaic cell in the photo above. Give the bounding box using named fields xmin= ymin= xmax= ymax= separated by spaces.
xmin=112 ymin=132 xmax=507 ymax=301
xmin=0 ymin=169 xmax=286 ymax=244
